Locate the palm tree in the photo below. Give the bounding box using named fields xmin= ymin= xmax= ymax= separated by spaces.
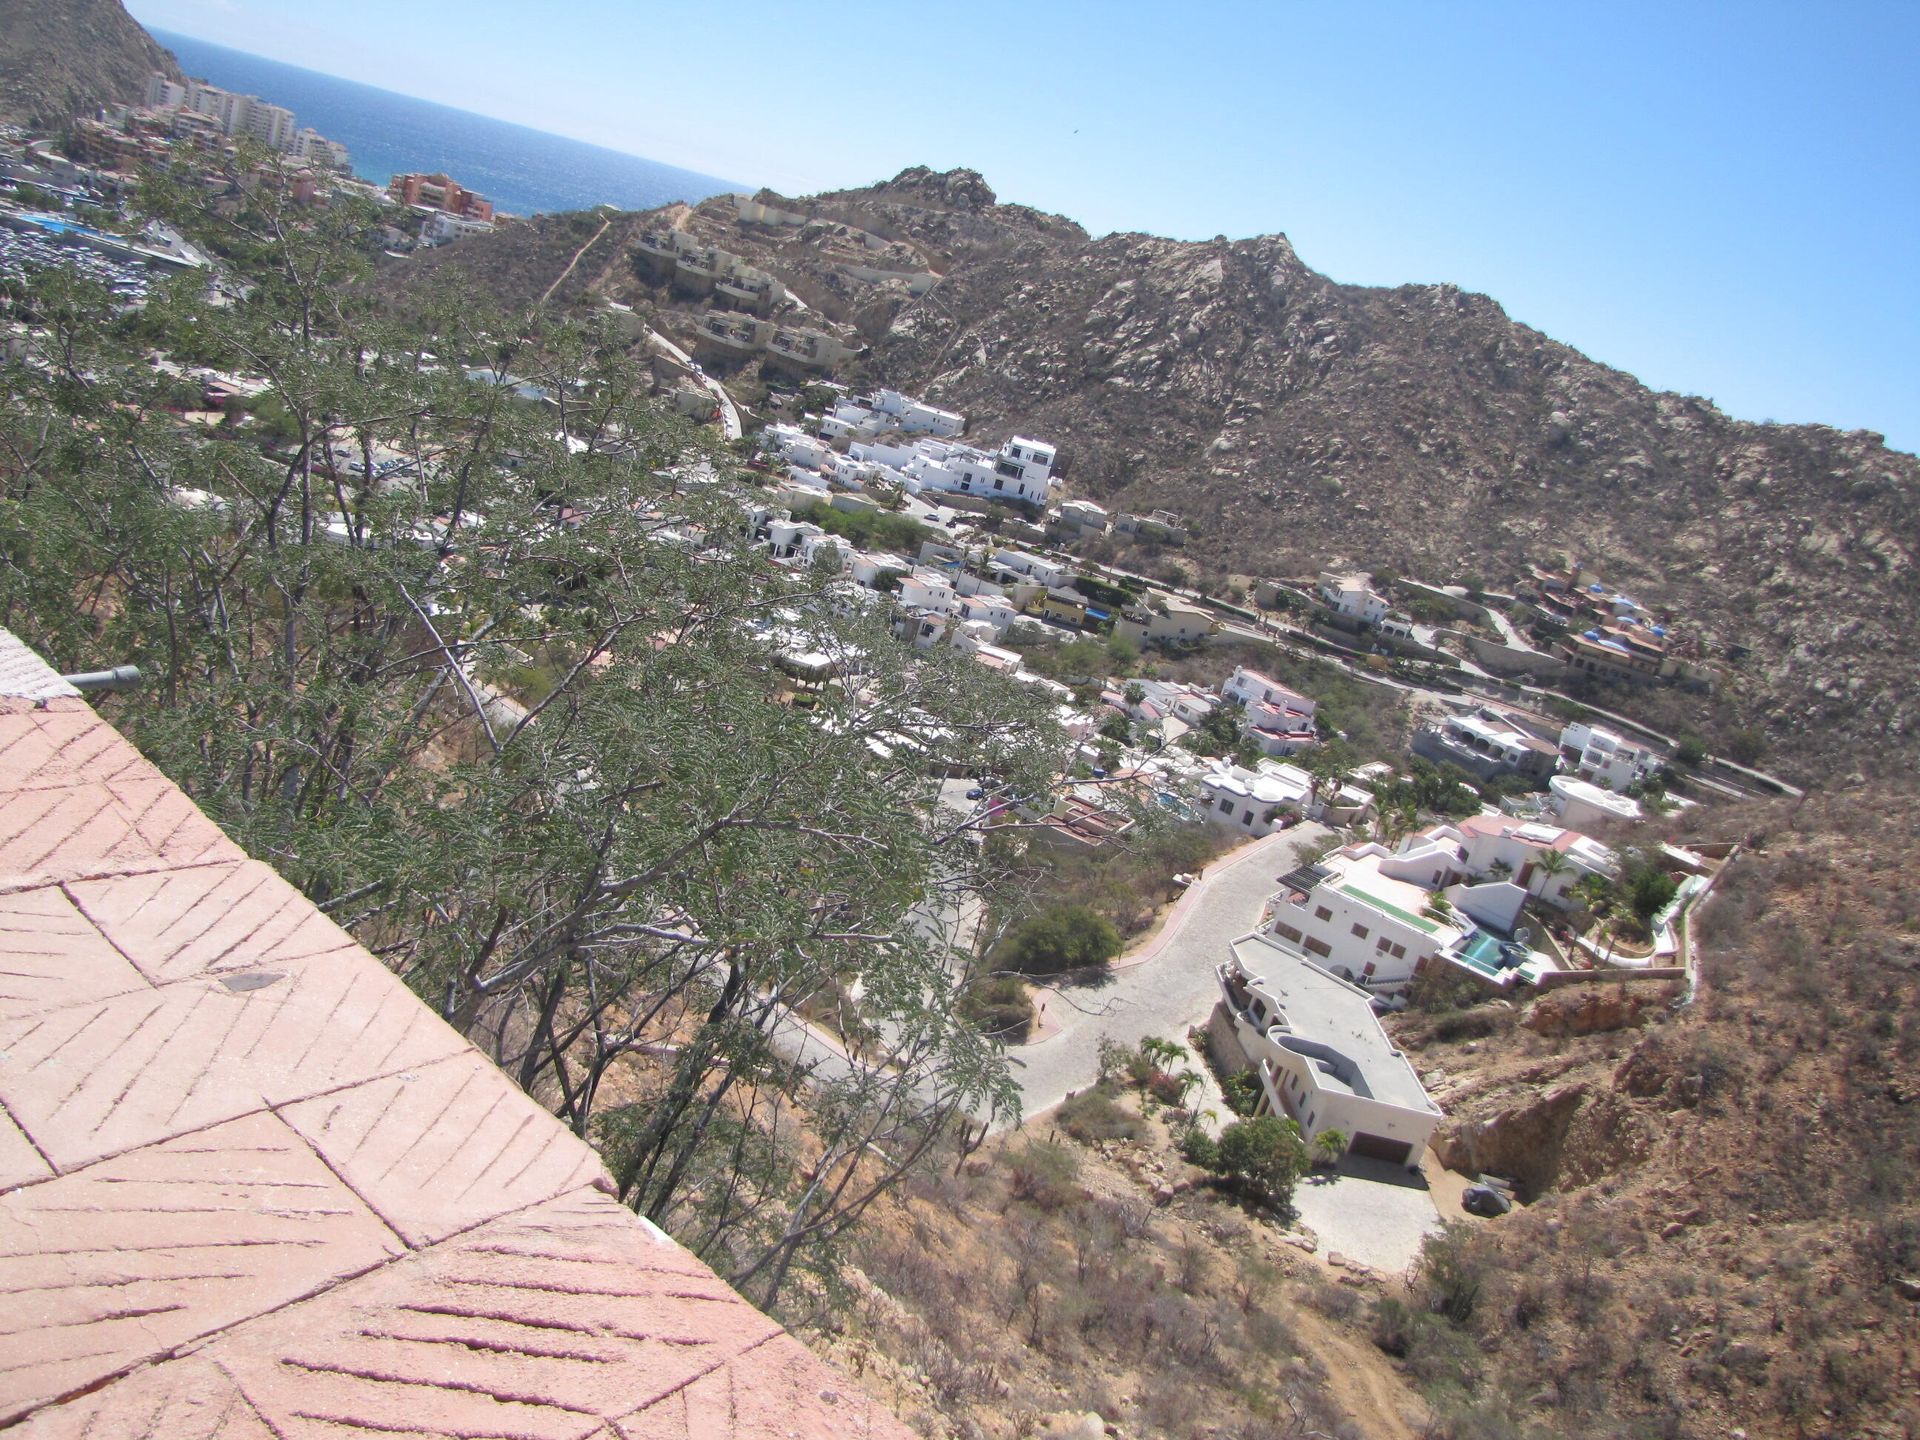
xmin=1313 ymin=1128 xmax=1348 ymax=1167
xmin=1532 ymin=848 xmax=1574 ymax=905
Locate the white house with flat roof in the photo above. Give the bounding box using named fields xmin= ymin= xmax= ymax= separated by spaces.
xmin=1262 ymin=839 xmax=1559 ymax=994
xmin=886 ymin=435 xmax=1058 ymax=509
xmin=1219 ymin=936 xmax=1443 ymax=1168
xmin=1548 ymin=775 xmax=1643 ymax=831
xmin=1419 ymin=813 xmax=1619 ymax=909
xmin=1412 ymin=706 xmax=1560 ymax=786
xmin=989 ymin=548 xmax=1074 ymax=590
xmin=1318 ymin=570 xmax=1391 ymax=624
xmin=1557 ymin=721 xmax=1664 ymax=792
xmin=1201 ymin=759 xmax=1314 ymax=836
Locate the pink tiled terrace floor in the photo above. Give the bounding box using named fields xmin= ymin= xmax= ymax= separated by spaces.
xmin=0 ymin=629 xmax=906 ymax=1440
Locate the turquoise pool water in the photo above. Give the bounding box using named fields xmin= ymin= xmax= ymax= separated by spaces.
xmin=21 ymin=213 xmax=104 ymax=239
xmin=1455 ymin=930 xmax=1512 ymax=976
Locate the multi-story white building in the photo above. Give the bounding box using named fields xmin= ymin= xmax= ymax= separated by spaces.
xmin=1200 ymin=760 xmax=1315 ymax=836
xmin=1548 ymin=775 xmax=1643 ymax=830
xmin=1318 ymin=569 xmax=1391 ymax=624
xmin=1411 ymin=705 xmax=1560 ymax=786
xmin=988 ymin=547 xmax=1073 ymax=590
xmin=1397 ymin=813 xmax=1618 ymax=911
xmin=142 ymin=72 xmax=343 ymax=162
xmin=1260 ymin=836 xmax=1560 ymax=995
xmin=1218 ymin=936 xmax=1443 ymax=1169
xmin=876 ymin=435 xmax=1059 ymax=509
xmin=1220 ymin=667 xmax=1319 ymax=756
xmin=1557 ymin=721 xmax=1664 ymax=792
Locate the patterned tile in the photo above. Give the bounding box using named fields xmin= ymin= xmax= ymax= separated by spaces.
xmin=0 ymin=779 xmax=241 ymax=890
xmin=218 ymin=1188 xmax=782 ymax=1440
xmin=68 ymin=860 xmax=363 ymax=985
xmin=0 ymin=1103 xmax=51 ymax=1192
xmin=0 ymin=950 xmax=466 ymax=1171
xmin=280 ymin=1050 xmax=610 ymax=1247
xmin=0 ymin=707 xmax=149 ymax=793
xmin=0 ymin=1112 xmax=401 ymax=1425
xmin=0 ymin=884 xmax=151 ymax=1021
xmin=7 ymin=1356 xmax=277 ymax=1439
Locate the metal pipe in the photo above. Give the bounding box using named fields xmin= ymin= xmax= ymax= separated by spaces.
xmin=60 ymin=665 xmax=142 ymax=693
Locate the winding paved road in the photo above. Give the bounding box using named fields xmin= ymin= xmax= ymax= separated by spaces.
xmin=1007 ymin=823 xmax=1330 ymax=1124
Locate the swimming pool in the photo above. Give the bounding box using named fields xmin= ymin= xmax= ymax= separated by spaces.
xmin=1454 ymin=929 xmax=1515 ymax=977
xmin=20 ymin=213 xmax=105 ymax=239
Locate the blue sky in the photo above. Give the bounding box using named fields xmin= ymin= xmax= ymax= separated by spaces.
xmin=129 ymin=0 xmax=1920 ymax=453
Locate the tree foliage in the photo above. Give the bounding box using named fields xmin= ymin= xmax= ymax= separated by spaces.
xmin=1208 ymin=1114 xmax=1310 ymax=1207
xmin=996 ymin=903 xmax=1122 ymax=977
xmin=0 ymin=163 xmax=1065 ymax=1304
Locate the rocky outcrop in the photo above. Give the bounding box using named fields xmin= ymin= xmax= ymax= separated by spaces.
xmin=1433 ymin=1080 xmax=1654 ymax=1201
xmin=0 ymin=0 xmax=181 ymax=127
xmin=1522 ymin=985 xmax=1666 ymax=1038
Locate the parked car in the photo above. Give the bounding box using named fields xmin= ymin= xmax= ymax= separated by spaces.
xmin=1462 ymin=1184 xmax=1513 ymax=1218
xmin=965 ymin=786 xmax=984 ymax=800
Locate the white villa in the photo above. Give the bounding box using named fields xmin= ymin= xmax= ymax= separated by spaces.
xmin=1221 ymin=667 xmax=1320 ymax=757
xmin=1557 ymin=721 xmax=1664 ymax=792
xmin=1218 ymin=938 xmax=1443 ymax=1169
xmin=1114 ymin=595 xmax=1218 ymax=647
xmin=1259 ymin=833 xmax=1564 ymax=995
xmin=1411 ymin=705 xmax=1561 ymax=786
xmin=849 ymin=434 xmax=1059 ymax=509
xmin=1318 ymin=569 xmax=1392 ymax=624
xmin=1549 ymin=775 xmax=1644 ymax=830
xmin=1200 ymin=760 xmax=1374 ymax=837
xmin=818 ymin=388 xmax=965 ymax=441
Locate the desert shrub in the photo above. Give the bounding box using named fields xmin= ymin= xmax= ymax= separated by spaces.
xmin=1004 ymin=1140 xmax=1081 ymax=1211
xmin=957 ymin=973 xmax=1032 ymax=1040
xmin=1179 ymin=1123 xmax=1220 ymax=1169
xmin=1415 ymin=1225 xmax=1487 ymax=1326
xmin=1057 ymin=1083 xmax=1146 ymax=1143
xmin=1370 ymin=1295 xmax=1416 ymax=1356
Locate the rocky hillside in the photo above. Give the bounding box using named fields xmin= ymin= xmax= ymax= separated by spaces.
xmin=388 ymin=167 xmax=1918 ymax=778
xmin=1381 ymin=787 xmax=1920 ymax=1438
xmin=0 ymin=0 xmax=180 ymax=128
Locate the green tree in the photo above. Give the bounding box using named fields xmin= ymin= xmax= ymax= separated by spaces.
xmin=999 ymin=904 xmax=1123 ymax=977
xmin=1530 ymin=847 xmax=1574 ymax=902
xmin=0 ymin=168 xmax=1065 ymax=1306
xmin=1620 ymin=850 xmax=1680 ymax=924
xmin=1212 ymin=1114 xmax=1309 ymax=1206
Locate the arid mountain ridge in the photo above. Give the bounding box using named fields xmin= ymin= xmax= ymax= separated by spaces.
xmin=0 ymin=0 xmax=180 ymax=129
xmin=401 ymin=166 xmax=1917 ymax=780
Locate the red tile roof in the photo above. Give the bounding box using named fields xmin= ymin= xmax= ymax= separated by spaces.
xmin=0 ymin=629 xmax=909 ymax=1439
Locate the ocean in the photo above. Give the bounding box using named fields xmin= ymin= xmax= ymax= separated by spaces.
xmin=150 ymin=30 xmax=747 ymax=218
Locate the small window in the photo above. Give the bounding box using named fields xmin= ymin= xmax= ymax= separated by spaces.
xmin=1351 ymin=923 xmax=1369 ymax=940
xmin=1304 ymin=937 xmax=1332 ymax=958
xmin=1313 ymin=906 xmax=1332 ymax=922
xmin=1390 ymin=942 xmax=1407 ymax=959
xmin=1376 ymin=936 xmax=1391 ymax=952
xmin=1274 ymin=923 xmax=1303 ymax=945
xmin=1362 ymin=961 xmax=1376 ymax=977
xmin=1243 ymin=809 xmax=1254 ymax=824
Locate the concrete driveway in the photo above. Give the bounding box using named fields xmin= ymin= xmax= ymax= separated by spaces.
xmin=1008 ymin=824 xmax=1330 ymax=1123
xmin=1290 ymin=1156 xmax=1444 ymax=1276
